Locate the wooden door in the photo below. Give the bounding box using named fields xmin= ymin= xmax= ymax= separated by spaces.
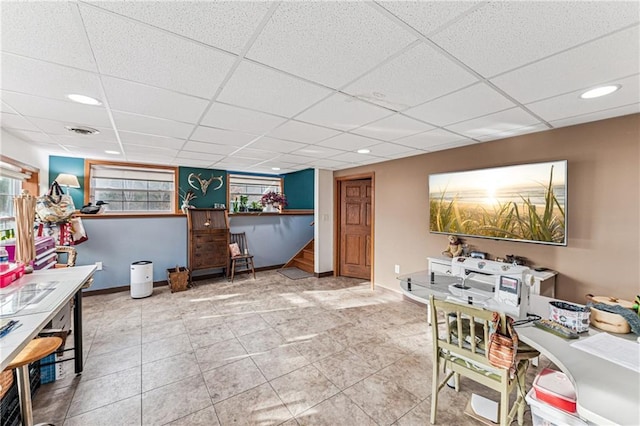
xmin=339 ymin=179 xmax=372 ymax=279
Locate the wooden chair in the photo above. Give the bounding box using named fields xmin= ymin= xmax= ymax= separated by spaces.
xmin=429 ymin=295 xmax=536 ymax=426
xmin=3 ymin=337 xmax=62 ymax=426
xmin=228 ymin=232 xmax=255 ymax=282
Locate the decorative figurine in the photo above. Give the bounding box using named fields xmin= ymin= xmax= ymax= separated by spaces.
xmin=442 ymin=235 xmax=463 ymax=258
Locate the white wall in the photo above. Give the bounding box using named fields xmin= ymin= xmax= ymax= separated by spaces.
xmin=314 ymin=168 xmax=334 ymax=274
xmin=1 ymin=129 xmax=49 ymax=194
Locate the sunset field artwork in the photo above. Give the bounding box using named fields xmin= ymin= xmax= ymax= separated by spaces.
xmin=429 ymin=161 xmax=566 ymax=245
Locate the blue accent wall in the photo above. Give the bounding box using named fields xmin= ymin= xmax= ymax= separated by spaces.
xmin=77 ymin=214 xmax=314 ymax=290
xmin=178 ymin=167 xmax=227 ymax=208
xmin=49 ymin=156 xmax=85 ymax=208
xmin=283 ymin=168 xmax=314 ymax=209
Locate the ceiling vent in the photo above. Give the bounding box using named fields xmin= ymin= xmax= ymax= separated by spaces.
xmin=65 ymin=126 xmax=100 ymax=135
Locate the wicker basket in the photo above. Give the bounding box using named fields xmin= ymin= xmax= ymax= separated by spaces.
xmin=167 ymin=266 xmax=189 ymax=293
xmin=0 ymin=370 xmax=13 ymax=399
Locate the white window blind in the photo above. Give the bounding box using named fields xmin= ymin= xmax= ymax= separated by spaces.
xmin=90 ymin=164 xmax=176 ymax=214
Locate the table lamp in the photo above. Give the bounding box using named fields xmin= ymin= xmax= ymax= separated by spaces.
xmin=55 ymin=173 xmax=80 ymax=194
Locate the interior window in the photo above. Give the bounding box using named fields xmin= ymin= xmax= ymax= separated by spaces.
xmin=0 ymin=157 xmax=38 ymax=234
xmin=228 ymin=174 xmax=282 ymax=212
xmin=88 ymin=161 xmax=177 ymax=214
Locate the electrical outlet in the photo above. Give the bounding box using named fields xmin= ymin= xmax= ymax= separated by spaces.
xmin=394 ymin=264 xmax=400 ymax=274
xmin=95 ymin=261 xmax=102 ymax=271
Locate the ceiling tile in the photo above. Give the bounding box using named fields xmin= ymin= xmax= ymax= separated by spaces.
xmin=87 ymin=1 xmax=271 ymax=54
xmin=0 ymin=53 xmax=103 ymax=102
xmin=79 ymin=4 xmax=236 ymax=98
xmin=230 ymin=147 xmax=278 ymax=161
xmin=351 ymin=113 xmax=434 ymax=141
xmin=177 ymin=150 xmax=224 ymax=162
xmin=366 ymin=142 xmax=420 ymax=157
xmin=103 ymin=77 xmax=208 ymax=124
xmin=491 ymin=26 xmax=640 ymax=104
xmin=431 ymin=1 xmax=640 ymax=77
xmin=296 ymin=93 xmax=392 ymax=131
xmin=119 ymin=132 xmax=185 ymax=150
xmin=377 ymin=2 xmax=483 ymax=35
xmin=1 ymin=91 xmax=112 ymax=128
xmin=57 ymin=139 xmax=121 ymax=152
xmin=182 ymin=141 xmax=240 ymax=156
xmin=383 ymin=148 xmax=428 ymax=160
xmin=0 ymin=2 xmax=96 ymax=70
xmin=305 ymin=158 xmax=350 ymax=169
xmin=247 ymin=2 xmax=416 ymax=88
xmin=201 ymin=102 xmax=287 ymax=135
xmin=328 ymin=151 xmax=382 ymax=164
xmin=214 ymin=157 xmax=263 ymax=168
xmin=217 ymin=61 xmax=333 ymax=117
xmin=174 ymin=159 xmax=215 ymax=168
xmin=404 ymin=83 xmax=516 ymax=126
xmin=344 ymin=43 xmax=478 ymax=110
xmin=317 ymin=133 xmax=380 ymax=151
xmin=246 ymin=137 xmax=306 ymax=153
xmin=291 ymin=145 xmax=346 ymax=159
xmin=395 ymin=128 xmax=471 ymax=150
xmin=1 ymin=113 xmax=40 ymax=132
xmin=123 ymin=144 xmax=178 ymax=157
xmin=2 ymin=128 xmax=54 ymax=144
xmin=26 ymin=116 xmax=116 ymax=141
xmin=549 ymin=103 xmax=640 ymax=128
xmin=126 ymin=153 xmax=176 ymax=164
xmin=191 ymin=126 xmax=256 ymax=146
xmin=266 ymin=120 xmax=341 ymax=143
xmin=112 ymin=111 xmax=194 ymax=139
xmin=250 ymin=164 xmax=299 ymax=174
xmin=475 ymin=123 xmax=549 ymax=142
xmin=271 ymin=153 xmax=315 ymax=165
xmin=445 ymin=107 xmax=541 ymax=138
xmin=526 ymin=74 xmax=640 ymax=122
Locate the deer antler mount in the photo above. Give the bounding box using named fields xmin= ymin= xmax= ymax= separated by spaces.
xmin=188 ymin=173 xmax=223 ymax=196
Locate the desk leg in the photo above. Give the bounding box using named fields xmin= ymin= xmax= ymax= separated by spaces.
xmin=73 ymin=289 xmax=83 ymax=374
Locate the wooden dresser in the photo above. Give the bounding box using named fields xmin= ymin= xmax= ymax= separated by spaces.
xmin=186 ymin=208 xmax=229 ymax=281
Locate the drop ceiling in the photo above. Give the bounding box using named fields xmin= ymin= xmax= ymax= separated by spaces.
xmin=1 ymin=1 xmax=638 ymax=174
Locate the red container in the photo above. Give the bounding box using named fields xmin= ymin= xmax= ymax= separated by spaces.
xmin=533 ymin=368 xmax=577 ymax=413
xmin=0 ymin=262 xmax=25 ymax=288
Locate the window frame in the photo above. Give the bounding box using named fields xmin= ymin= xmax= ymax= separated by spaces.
xmin=85 ymin=159 xmax=179 ymax=215
xmin=227 ymin=173 xmax=283 ymax=213
xmin=0 ymin=155 xmax=39 ymax=224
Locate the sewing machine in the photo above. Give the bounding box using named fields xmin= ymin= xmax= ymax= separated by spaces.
xmin=447 ymin=256 xmax=535 ymax=318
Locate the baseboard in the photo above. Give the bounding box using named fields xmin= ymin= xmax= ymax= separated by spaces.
xmin=83 ymin=264 xmax=286 ymax=296
xmin=315 ymin=271 xmax=334 ymax=278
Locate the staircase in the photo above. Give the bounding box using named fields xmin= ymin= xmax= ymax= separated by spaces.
xmin=284 ymin=239 xmax=314 ymax=274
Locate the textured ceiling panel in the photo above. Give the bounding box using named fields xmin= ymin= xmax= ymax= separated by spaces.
xmin=344 ymin=43 xmax=477 ymax=110
xmin=217 ymin=61 xmax=333 ymax=118
xmin=1 ymin=53 xmax=103 ymax=102
xmin=445 ymin=107 xmax=542 ymax=138
xmin=246 ymin=137 xmax=306 ymax=154
xmin=201 ymin=102 xmax=286 ymax=135
xmin=376 ymin=1 xmax=483 ymax=36
xmin=404 ymin=83 xmax=516 ymax=126
xmin=80 ymin=4 xmax=236 ymax=98
xmin=491 ymin=26 xmax=640 ymax=104
xmin=296 ymin=93 xmax=392 ymax=131
xmin=266 ymin=120 xmax=341 ymax=144
xmin=111 ymin=111 xmax=194 ymax=139
xmin=190 ymin=126 xmax=257 ymax=147
xmin=103 ymin=77 xmax=209 ymax=124
xmin=395 ymin=128 xmax=470 ymax=150
xmin=247 ymin=2 xmax=416 ymax=88
xmin=316 ymin=132 xmax=380 ymax=151
xmin=431 ymin=1 xmax=640 ymax=77
xmin=87 ymin=1 xmax=272 ymax=54
xmin=351 ymin=113 xmax=434 ymax=141
xmin=527 ymin=74 xmax=640 ymax=122
xmin=0 ymin=2 xmax=96 ymax=71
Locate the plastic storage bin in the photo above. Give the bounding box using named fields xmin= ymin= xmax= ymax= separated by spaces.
xmin=526 ymin=390 xmax=587 ymax=426
xmin=130 ymin=260 xmax=153 ymax=298
xmin=533 ymin=368 xmax=577 ymax=413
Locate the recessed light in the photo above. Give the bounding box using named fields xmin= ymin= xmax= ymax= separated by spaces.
xmin=105 ymin=150 xmax=120 ymax=155
xmin=580 ymin=85 xmax=621 ymax=99
xmin=271 ymin=167 xmax=281 ymax=171
xmin=67 ymin=94 xmax=102 ymax=105
xmin=357 ymin=149 xmax=370 ymax=154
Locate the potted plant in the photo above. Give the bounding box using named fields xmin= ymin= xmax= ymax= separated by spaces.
xmin=260 ymin=191 xmax=287 ymax=213
xmin=249 ymin=201 xmax=262 ymax=212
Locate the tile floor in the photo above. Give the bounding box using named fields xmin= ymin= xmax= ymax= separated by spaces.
xmin=32 ymin=270 xmax=544 ymax=425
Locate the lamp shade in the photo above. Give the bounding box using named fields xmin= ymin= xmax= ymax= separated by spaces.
xmin=55 ymin=173 xmax=80 ymax=188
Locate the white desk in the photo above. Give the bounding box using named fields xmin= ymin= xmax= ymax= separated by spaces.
xmin=0 ymin=265 xmax=96 ymax=372
xmin=398 ymin=271 xmax=639 ymax=426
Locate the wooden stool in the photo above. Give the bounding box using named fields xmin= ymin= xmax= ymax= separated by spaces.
xmin=4 ymin=337 xmax=62 ymax=426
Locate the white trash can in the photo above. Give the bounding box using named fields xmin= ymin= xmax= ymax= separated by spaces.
xmin=130 ymin=260 xmax=153 ymax=298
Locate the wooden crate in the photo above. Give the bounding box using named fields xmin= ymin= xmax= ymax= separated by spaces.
xmin=167 ymin=266 xmax=189 ymax=293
